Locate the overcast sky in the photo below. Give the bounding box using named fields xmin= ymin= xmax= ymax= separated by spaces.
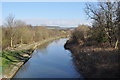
xmin=2 ymin=2 xmax=95 ymax=27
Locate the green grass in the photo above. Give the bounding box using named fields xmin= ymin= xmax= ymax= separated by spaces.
xmin=2 ymin=50 xmax=32 ymax=74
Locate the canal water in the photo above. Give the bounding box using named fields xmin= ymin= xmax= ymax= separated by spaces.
xmin=14 ymin=38 xmax=81 ymax=78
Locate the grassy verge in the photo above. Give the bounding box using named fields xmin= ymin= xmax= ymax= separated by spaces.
xmin=2 ymin=49 xmax=33 ymax=78
xmin=2 ymin=36 xmax=64 ymax=79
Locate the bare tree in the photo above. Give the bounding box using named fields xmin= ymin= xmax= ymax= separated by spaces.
xmin=15 ymin=20 xmax=26 ymax=45
xmin=85 ymin=2 xmax=119 ymax=48
xmin=4 ymin=14 xmax=16 ymax=47
xmin=116 ymin=1 xmax=120 ymax=49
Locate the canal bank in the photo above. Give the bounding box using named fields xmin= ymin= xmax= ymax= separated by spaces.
xmin=64 ymin=39 xmax=120 ymax=78
xmin=2 ymin=37 xmax=65 ymax=79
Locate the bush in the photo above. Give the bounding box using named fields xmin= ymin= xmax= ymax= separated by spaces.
xmin=71 ymin=25 xmax=90 ymax=43
xmin=90 ymin=27 xmax=108 ymax=44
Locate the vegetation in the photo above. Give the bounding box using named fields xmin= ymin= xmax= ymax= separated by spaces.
xmin=2 ymin=50 xmax=32 ymax=71
xmin=1 ymin=1 xmax=120 ymax=78
xmin=1 ymin=14 xmax=68 ymax=78
xmin=65 ymin=1 xmax=120 ymax=78
xmin=69 ymin=1 xmax=120 ymax=49
xmin=85 ymin=1 xmax=120 ymax=49
xmin=2 ymin=14 xmax=67 ymax=49
xmin=0 ymin=27 xmax=1 ymax=50
xmin=71 ymin=25 xmax=90 ymax=42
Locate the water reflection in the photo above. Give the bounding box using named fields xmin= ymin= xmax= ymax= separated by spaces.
xmin=14 ymin=38 xmax=81 ymax=78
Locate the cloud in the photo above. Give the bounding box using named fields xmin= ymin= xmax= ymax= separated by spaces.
xmin=22 ymin=18 xmax=92 ymax=27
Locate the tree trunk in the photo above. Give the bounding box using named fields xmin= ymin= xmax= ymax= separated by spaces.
xmin=118 ymin=26 xmax=120 ymax=50
xmin=115 ymin=39 xmax=118 ymax=49
xmin=10 ymin=37 xmax=13 ymax=47
xmin=105 ymin=28 xmax=113 ymax=48
xmin=20 ymin=36 xmax=22 ymax=44
xmin=118 ymin=41 xmax=120 ymax=50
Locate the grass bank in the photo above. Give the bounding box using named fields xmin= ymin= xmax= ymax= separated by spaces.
xmin=64 ymin=39 xmax=120 ymax=78
xmin=2 ymin=50 xmax=33 ymax=78
xmin=2 ymin=36 xmax=64 ymax=79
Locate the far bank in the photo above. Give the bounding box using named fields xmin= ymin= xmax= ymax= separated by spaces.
xmin=64 ymin=39 xmax=120 ymax=78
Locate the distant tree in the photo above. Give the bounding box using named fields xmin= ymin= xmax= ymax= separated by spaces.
xmin=2 ymin=15 xmax=67 ymax=49
xmin=15 ymin=20 xmax=26 ymax=45
xmin=4 ymin=14 xmax=16 ymax=47
xmin=72 ymin=25 xmax=90 ymax=42
xmin=22 ymin=25 xmax=34 ymax=44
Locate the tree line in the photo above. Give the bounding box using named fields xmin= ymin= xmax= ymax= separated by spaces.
xmin=71 ymin=1 xmax=120 ymax=49
xmin=2 ymin=15 xmax=66 ymax=49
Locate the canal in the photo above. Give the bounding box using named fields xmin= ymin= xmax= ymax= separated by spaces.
xmin=14 ymin=38 xmax=81 ymax=78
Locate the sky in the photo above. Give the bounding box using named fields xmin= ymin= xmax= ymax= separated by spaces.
xmin=2 ymin=2 xmax=94 ymax=27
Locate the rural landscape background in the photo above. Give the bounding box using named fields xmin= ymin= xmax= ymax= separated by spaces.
xmin=0 ymin=0 xmax=120 ymax=79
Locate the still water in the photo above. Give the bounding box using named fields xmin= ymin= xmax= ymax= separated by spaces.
xmin=14 ymin=38 xmax=81 ymax=78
